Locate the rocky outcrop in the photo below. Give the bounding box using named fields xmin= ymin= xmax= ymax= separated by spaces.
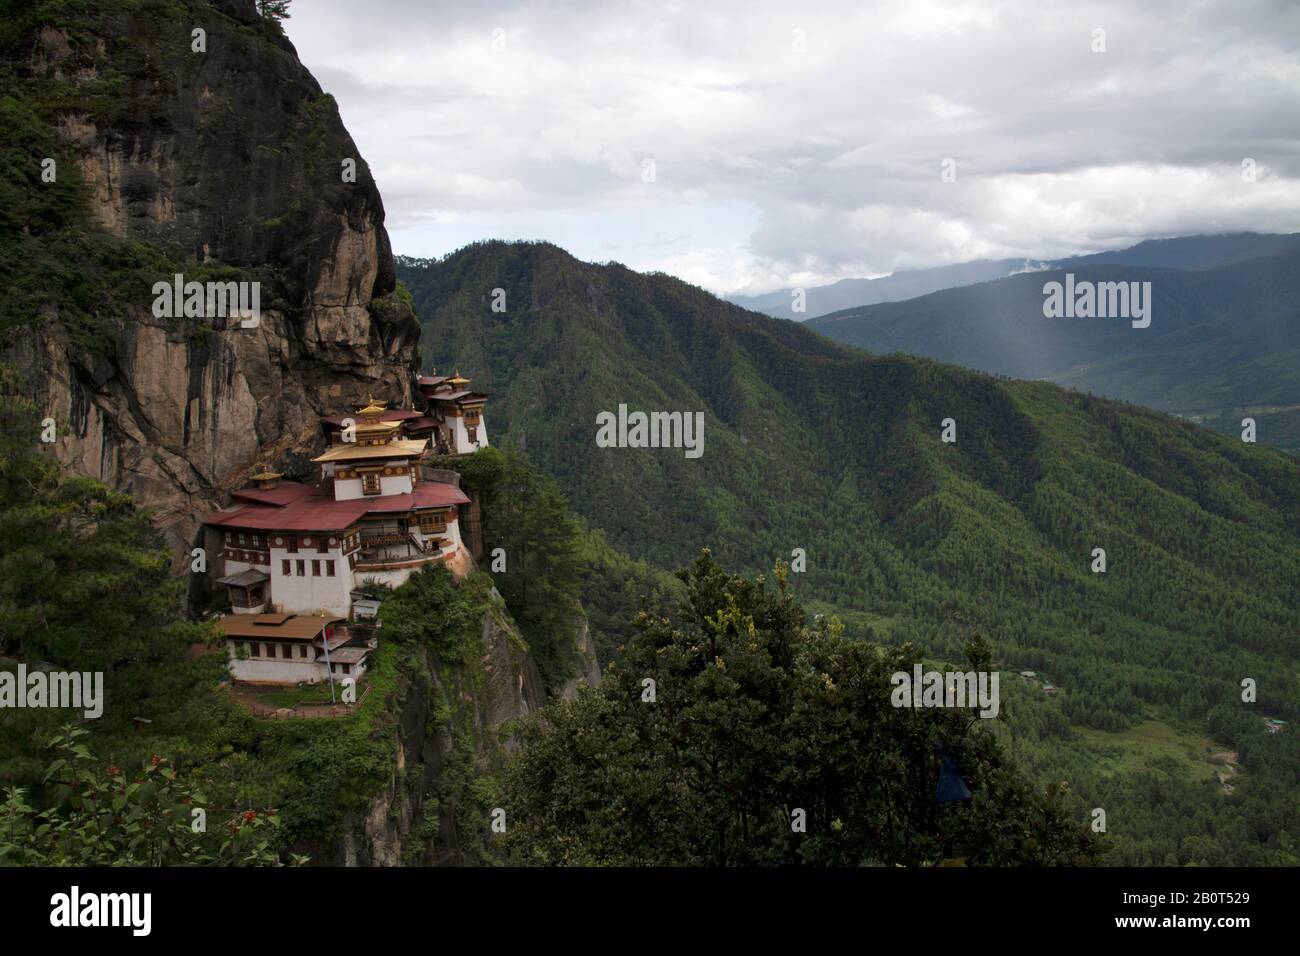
xmin=304 ymin=605 xmax=548 ymax=867
xmin=477 ymin=611 xmax=547 ymax=744
xmin=561 ymin=615 xmax=602 ymax=700
xmin=7 ymin=0 xmax=420 ymax=561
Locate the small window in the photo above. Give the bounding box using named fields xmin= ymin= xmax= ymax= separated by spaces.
xmin=266 ymin=644 xmax=277 ymax=659
xmin=287 ymin=537 xmax=299 ymax=553
xmin=326 ymin=560 xmax=336 ymax=577
xmin=318 ymin=539 xmax=329 ymax=553
xmin=296 ymin=559 xmax=305 ymax=576
xmin=361 ymin=472 xmax=381 ymax=495
xmin=282 ymin=559 xmax=291 ymax=576
xmin=298 ymin=645 xmax=308 ymax=659
xmin=467 ymin=426 xmax=478 ymax=443
xmin=312 ymin=559 xmax=320 ymax=577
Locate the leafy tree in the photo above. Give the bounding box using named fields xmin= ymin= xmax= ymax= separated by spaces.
xmin=501 ymin=551 xmax=1103 ymax=866
xmin=257 ymin=0 xmax=292 ymax=22
xmin=0 ymin=367 xmax=211 ymax=676
xmin=439 ymin=446 xmax=585 ymax=691
xmin=378 ymin=563 xmax=479 ymax=664
xmin=0 ymin=726 xmax=299 ymax=866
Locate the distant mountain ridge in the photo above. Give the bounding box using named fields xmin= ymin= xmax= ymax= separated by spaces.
xmin=806 ymin=239 xmax=1300 ymax=453
xmin=731 ymin=232 xmax=1300 ymax=320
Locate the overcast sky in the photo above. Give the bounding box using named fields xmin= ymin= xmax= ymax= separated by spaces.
xmin=283 ymin=0 xmax=1300 ymax=296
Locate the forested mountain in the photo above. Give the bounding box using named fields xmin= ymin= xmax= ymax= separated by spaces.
xmin=399 ymin=241 xmax=1300 ymax=864
xmin=732 ymin=232 xmax=1300 ymax=322
xmin=4 ymin=0 xmax=1296 ymax=870
xmin=807 ymin=243 xmax=1300 ymax=453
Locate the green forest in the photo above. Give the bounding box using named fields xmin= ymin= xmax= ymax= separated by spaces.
xmin=804 ymin=245 xmax=1300 ymax=454
xmin=2 ymin=0 xmax=1296 ymax=870
xmin=399 ymin=241 xmax=1300 ymax=865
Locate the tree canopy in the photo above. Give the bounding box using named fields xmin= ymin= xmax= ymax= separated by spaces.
xmin=501 ymin=551 xmax=1103 ymax=866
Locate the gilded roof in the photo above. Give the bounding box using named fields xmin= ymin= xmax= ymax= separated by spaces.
xmin=311 ymin=438 xmax=428 ymax=463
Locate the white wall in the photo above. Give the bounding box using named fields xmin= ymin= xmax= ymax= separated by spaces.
xmin=450 ymin=416 xmax=488 ymax=454
xmin=267 ymin=544 xmax=351 ymax=616
xmin=228 ymin=644 xmax=324 ymax=684
xmin=414 ymin=516 xmax=464 ymax=554
xmin=332 ymin=468 xmax=414 ymax=501
xmin=226 ymin=648 xmax=367 ymax=685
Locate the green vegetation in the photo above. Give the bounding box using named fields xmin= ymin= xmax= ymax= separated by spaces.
xmin=380 ymin=562 xmax=481 ymax=665
xmin=502 ymin=552 xmax=1102 ymax=866
xmin=805 ymin=245 xmax=1300 ymax=454
xmin=1 ymin=727 xmax=295 ymax=866
xmin=400 ymin=241 xmax=1300 ymax=865
xmin=1071 ymin=720 xmax=1220 ymax=782
xmin=0 ymin=87 xmax=171 ymax=355
xmin=377 ymin=562 xmax=530 ymax=864
xmin=0 ymin=373 xmax=514 ymax=862
xmin=433 ymin=447 xmax=587 ymax=691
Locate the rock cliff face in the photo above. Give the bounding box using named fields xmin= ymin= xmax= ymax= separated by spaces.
xmin=304 ymin=608 xmax=549 ymax=867
xmin=5 ymin=1 xmax=602 ymax=867
xmin=7 ymin=0 xmax=420 ymax=560
xmin=561 ymin=615 xmax=602 ymax=700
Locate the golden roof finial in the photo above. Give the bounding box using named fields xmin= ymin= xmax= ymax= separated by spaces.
xmin=357 ymin=393 xmax=387 ymax=416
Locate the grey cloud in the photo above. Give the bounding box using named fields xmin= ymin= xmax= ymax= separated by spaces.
xmin=285 ymin=0 xmax=1300 ymax=292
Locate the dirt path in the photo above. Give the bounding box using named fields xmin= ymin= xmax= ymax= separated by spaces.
xmin=1208 ymin=751 xmax=1240 ymax=794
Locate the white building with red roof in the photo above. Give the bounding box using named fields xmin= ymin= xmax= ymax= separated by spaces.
xmin=205 ymin=397 xmax=472 ymax=622
xmin=414 ymin=371 xmax=489 ymax=455
xmin=216 ymin=613 xmax=366 ymax=686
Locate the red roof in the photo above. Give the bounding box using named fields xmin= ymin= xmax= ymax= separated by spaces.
xmin=364 ymin=483 xmax=470 ymax=513
xmin=428 ymin=390 xmax=488 ymax=404
xmin=207 ymin=497 xmax=369 ymax=532
xmin=206 ymin=480 xmax=469 ymax=532
xmin=231 ymin=481 xmax=320 ymax=506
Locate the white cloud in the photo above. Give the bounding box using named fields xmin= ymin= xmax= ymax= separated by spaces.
xmin=285 ymin=0 xmax=1300 ymax=294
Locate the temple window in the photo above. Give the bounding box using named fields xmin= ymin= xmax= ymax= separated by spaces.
xmin=419 ymin=511 xmax=447 ymax=535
